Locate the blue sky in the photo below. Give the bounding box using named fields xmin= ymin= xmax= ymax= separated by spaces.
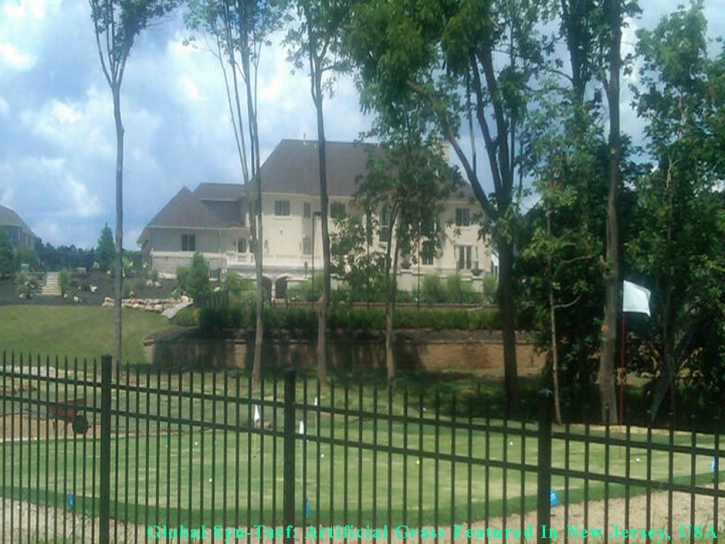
xmin=0 ymin=0 xmax=722 ymax=249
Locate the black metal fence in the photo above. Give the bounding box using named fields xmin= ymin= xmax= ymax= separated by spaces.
xmin=1 ymin=351 xmax=724 ymax=543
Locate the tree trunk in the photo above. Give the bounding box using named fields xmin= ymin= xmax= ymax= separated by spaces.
xmin=547 ymin=212 xmax=562 ymax=425
xmin=313 ymin=78 xmax=329 ymax=386
xmin=112 ymin=84 xmax=124 ymax=371
xmin=598 ymin=0 xmax=622 ymax=425
xmin=242 ymin=48 xmax=263 ymax=385
xmin=385 ymin=235 xmax=400 ymax=394
xmin=498 ymin=238 xmax=519 ymax=418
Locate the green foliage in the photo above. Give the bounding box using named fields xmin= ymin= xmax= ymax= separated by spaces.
xmin=626 ymin=2 xmax=725 ymax=417
xmin=288 ymin=275 xmax=323 ymax=302
xmin=15 ymin=271 xmax=39 ymax=299
xmin=224 ymin=271 xmax=254 ymax=298
xmin=191 ymin=304 xmax=504 ymax=334
xmin=176 ymin=265 xmax=190 ymax=294
xmin=58 ymin=268 xmax=71 ymax=298
xmin=187 ymin=252 xmax=211 ymax=301
xmin=446 ymin=274 xmax=479 ymax=304
xmin=15 ymin=245 xmax=40 ymax=271
xmin=421 ymin=275 xmax=447 ymax=304
xmin=96 ymin=224 xmax=115 ymax=272
xmin=482 ymin=275 xmax=498 ymax=305
xmin=0 ymin=229 xmax=15 ymax=279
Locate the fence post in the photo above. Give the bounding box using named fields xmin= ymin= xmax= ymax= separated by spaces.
xmin=537 ymin=389 xmax=553 ymax=544
xmin=284 ymin=369 xmax=296 ymax=544
xmin=99 ymin=354 xmax=112 ymax=544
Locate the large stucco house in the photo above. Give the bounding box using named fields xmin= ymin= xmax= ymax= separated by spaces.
xmin=138 ymin=139 xmax=495 ymax=297
xmin=0 ymin=204 xmax=39 ymax=249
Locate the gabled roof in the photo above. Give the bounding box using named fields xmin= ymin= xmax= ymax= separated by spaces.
xmin=259 ymin=139 xmax=379 ymax=197
xmin=0 ymin=204 xmax=37 ymax=238
xmin=259 ymin=139 xmax=476 ymax=203
xmin=194 ymin=183 xmax=245 ymax=201
xmin=145 ymin=187 xmax=242 ymax=230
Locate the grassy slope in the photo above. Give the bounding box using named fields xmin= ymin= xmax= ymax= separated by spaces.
xmin=0 ymin=306 xmax=170 ymax=364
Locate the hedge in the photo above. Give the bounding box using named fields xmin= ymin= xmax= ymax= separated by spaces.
xmin=175 ymin=303 xmax=505 ymax=334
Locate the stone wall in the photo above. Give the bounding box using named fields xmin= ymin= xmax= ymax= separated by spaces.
xmin=144 ymin=328 xmax=545 ymax=376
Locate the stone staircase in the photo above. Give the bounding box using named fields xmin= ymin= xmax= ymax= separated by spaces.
xmin=41 ymin=271 xmax=62 ymax=296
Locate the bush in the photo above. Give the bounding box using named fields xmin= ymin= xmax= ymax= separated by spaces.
xmin=224 ymin=271 xmax=254 ymax=298
xmin=172 ymin=304 xmax=507 ymax=334
xmin=15 ymin=271 xmax=39 ymax=299
xmin=59 ymin=268 xmax=71 ymax=297
xmin=421 ymin=275 xmax=448 ymax=304
xmin=187 ymin=253 xmax=211 ymax=300
xmin=447 ymin=274 xmax=480 ymax=304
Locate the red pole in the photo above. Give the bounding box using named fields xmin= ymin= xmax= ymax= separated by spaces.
xmin=619 ymin=312 xmax=626 ymax=426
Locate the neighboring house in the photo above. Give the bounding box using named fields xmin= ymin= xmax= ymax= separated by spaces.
xmin=137 ymin=183 xmax=247 ymax=275
xmin=139 ymin=139 xmax=494 ymax=297
xmin=0 ymin=204 xmax=39 ymax=249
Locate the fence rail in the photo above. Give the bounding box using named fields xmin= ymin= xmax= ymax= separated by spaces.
xmin=1 ymin=351 xmax=724 ymax=543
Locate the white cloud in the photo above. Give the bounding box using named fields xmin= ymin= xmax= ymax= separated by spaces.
xmin=67 ymin=175 xmax=103 ymax=218
xmin=22 ymin=86 xmax=115 ymax=159
xmin=0 ymin=42 xmax=36 ymax=70
xmin=3 ymin=0 xmax=48 ymax=20
xmin=0 ymin=96 xmax=9 ymax=119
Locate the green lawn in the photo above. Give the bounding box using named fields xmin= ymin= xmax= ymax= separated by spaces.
xmin=0 ymin=306 xmax=171 ymax=364
xmin=2 ymin=401 xmax=721 ymax=528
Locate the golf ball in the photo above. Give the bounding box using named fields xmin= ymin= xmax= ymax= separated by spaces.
xmin=209 ymin=478 xmax=213 ymax=483
xmin=416 ymin=459 xmax=421 ymax=465
xmin=321 ymin=454 xmax=325 ymax=458
xmin=636 ymin=457 xmax=641 ymax=463
xmin=195 ymin=441 xmax=198 ymax=446
xmin=509 ymin=441 xmax=514 ymax=446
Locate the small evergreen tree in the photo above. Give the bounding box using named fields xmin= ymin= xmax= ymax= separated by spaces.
xmin=96 ymin=224 xmax=115 ymax=272
xmin=186 ymin=252 xmax=211 ymax=301
xmin=0 ymin=230 xmax=15 ymax=279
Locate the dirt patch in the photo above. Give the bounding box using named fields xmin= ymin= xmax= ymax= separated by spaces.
xmin=0 ymin=413 xmax=100 ymax=441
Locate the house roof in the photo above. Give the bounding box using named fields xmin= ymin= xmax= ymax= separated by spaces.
xmin=0 ymin=204 xmax=37 ymax=238
xmin=194 ymin=182 xmax=245 ymax=201
xmin=145 ymin=187 xmax=243 ymax=230
xmin=259 ymin=139 xmax=379 ymax=197
xmin=259 ymin=139 xmax=475 ymax=202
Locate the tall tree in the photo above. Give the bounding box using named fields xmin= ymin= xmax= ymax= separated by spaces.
xmin=286 ymin=0 xmax=351 ymax=385
xmin=629 ymin=1 xmax=725 ymax=420
xmin=355 ymin=116 xmax=456 ymax=391
xmin=348 ymin=0 xmax=549 ymax=416
xmin=186 ymin=0 xmax=285 ymax=383
xmin=90 ymin=0 xmax=177 ymax=368
xmin=0 ymin=229 xmax=14 ymax=279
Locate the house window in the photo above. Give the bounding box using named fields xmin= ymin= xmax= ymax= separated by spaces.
xmin=182 ymin=234 xmax=196 ymax=252
xmin=302 ymin=236 xmax=312 ymax=255
xmin=304 ymin=202 xmax=311 ymax=218
xmin=458 ymin=245 xmax=472 ymax=270
xmin=237 ymin=239 xmax=247 ymax=253
xmin=330 ymin=201 xmax=346 ymax=219
xmin=455 ymin=208 xmax=471 ymax=227
xmin=421 ymin=241 xmax=435 ymax=265
xmin=275 ymin=200 xmax=291 ymax=216
xmin=379 ymin=207 xmax=391 ymax=242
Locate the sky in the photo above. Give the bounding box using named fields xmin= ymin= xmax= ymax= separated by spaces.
xmin=0 ymin=0 xmax=723 ymax=250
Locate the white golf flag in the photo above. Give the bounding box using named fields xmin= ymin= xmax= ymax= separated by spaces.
xmin=623 ymin=281 xmax=651 ymax=316
xmin=299 ymin=420 xmax=305 ymax=435
xmin=254 ymin=405 xmax=261 ymax=423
